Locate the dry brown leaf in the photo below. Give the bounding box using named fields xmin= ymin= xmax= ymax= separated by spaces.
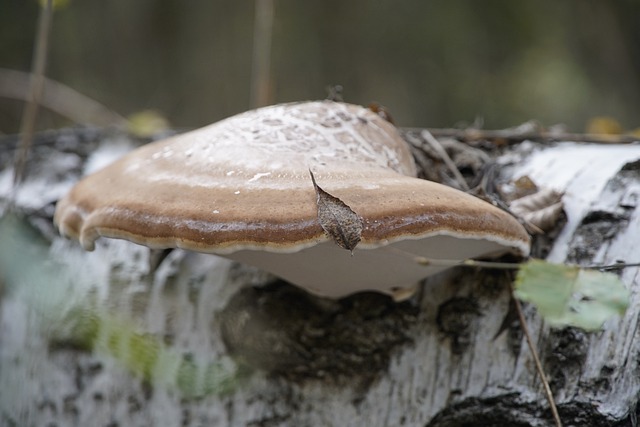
xmin=510 ymin=188 xmax=563 ymax=216
xmin=510 ymin=188 xmax=564 ymax=232
xmin=309 ymin=170 xmax=363 ymax=252
xmin=520 ymin=202 xmax=565 ymax=232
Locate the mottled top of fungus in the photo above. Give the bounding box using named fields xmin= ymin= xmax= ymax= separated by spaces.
xmin=55 ymin=101 xmax=530 ymax=299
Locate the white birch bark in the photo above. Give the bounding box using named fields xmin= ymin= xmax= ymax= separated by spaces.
xmin=1 ymin=129 xmax=640 ymax=426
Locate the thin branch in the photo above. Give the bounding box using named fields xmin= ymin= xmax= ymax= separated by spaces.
xmin=414 ymin=256 xmax=522 ymax=270
xmin=584 ymin=262 xmax=640 ymax=271
xmin=13 ymin=0 xmax=54 ymax=189
xmin=383 ymin=246 xmax=523 ymax=270
xmin=385 ymin=246 xmax=640 ymax=273
xmin=404 ymin=125 xmax=640 ymax=145
xmin=0 ymin=68 xmax=127 ymax=127
xmin=511 ymin=286 xmax=563 ymax=427
xmin=250 ymin=0 xmax=274 ymax=108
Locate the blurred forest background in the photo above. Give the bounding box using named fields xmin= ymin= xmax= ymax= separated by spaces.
xmin=1 ymin=0 xmax=639 ymax=134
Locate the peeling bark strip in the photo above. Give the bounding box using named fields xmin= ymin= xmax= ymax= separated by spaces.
xmin=309 ymin=169 xmax=363 ymax=252
xmin=2 ymin=129 xmax=640 ymax=426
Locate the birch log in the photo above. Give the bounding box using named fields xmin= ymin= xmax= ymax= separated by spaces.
xmin=1 ymin=128 xmax=640 ymax=427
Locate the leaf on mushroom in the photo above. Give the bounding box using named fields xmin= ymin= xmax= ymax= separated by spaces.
xmin=514 ymin=259 xmax=629 ymax=330
xmin=309 ymin=170 xmax=363 ymax=252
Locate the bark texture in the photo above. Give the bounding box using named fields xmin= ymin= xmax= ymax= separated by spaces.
xmin=1 ymin=127 xmax=640 ymax=427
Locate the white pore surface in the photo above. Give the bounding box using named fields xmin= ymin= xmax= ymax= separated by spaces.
xmin=230 ymin=235 xmax=514 ymax=299
xmin=514 ymin=142 xmax=640 ymax=262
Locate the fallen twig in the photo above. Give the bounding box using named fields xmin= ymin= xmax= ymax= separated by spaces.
xmin=511 ymin=285 xmax=563 ymax=427
xmin=250 ymin=0 xmax=274 ymax=108
xmin=420 ymin=129 xmax=470 ymax=191
xmin=404 ymin=124 xmax=640 ymax=145
xmin=13 ymin=0 xmax=54 ymax=189
xmin=0 ymin=68 xmax=127 ymax=128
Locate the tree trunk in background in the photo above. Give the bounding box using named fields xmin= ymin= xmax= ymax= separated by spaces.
xmin=1 ymin=128 xmax=640 ymax=427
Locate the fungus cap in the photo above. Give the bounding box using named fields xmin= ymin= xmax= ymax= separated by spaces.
xmin=55 ymin=101 xmax=530 ymax=299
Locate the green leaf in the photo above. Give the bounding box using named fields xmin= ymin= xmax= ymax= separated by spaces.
xmin=0 ymin=212 xmax=242 ymax=398
xmin=514 ymin=259 xmax=629 ymax=330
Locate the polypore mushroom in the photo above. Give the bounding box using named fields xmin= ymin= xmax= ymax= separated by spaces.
xmin=54 ymin=101 xmax=530 ymax=300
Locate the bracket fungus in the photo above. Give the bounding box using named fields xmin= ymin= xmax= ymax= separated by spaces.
xmin=54 ymin=101 xmax=530 ymax=300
